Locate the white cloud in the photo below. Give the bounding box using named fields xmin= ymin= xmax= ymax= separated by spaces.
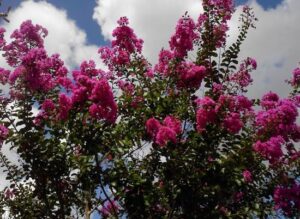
xmin=1 ymin=0 xmax=101 ymax=69
xmin=93 ymin=0 xmax=300 ymax=98
xmin=228 ymin=0 xmax=300 ymax=98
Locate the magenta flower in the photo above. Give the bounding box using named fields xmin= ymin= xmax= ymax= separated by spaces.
xmin=242 ymin=170 xmax=253 ymax=183
xmin=156 ymin=126 xmax=177 ymax=146
xmin=0 ymin=125 xmax=9 ymax=145
xmin=253 ymin=136 xmax=284 ymax=163
xmin=169 ymin=17 xmax=198 ymax=58
xmin=146 ymin=118 xmax=161 ymax=138
xmin=223 ymin=112 xmax=243 ymax=134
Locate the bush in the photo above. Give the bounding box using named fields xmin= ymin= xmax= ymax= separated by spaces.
xmin=0 ymin=0 xmax=299 ymax=218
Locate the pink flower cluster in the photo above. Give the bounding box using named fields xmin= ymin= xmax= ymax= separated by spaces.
xmin=169 ymin=16 xmax=198 ymax=58
xmin=154 ymin=51 xmax=206 ymax=89
xmin=291 ymin=67 xmax=300 ymax=87
xmin=71 ymin=61 xmax=117 ymax=123
xmin=253 ymin=136 xmax=284 ymax=164
xmin=146 ymin=116 xmax=181 ymax=147
xmin=274 ymin=182 xmax=300 ymax=216
xmin=0 ymin=21 xmax=68 ymax=94
xmin=34 ymin=99 xmax=56 ymax=125
xmin=117 ymin=80 xmax=135 ymax=95
xmin=212 ymin=23 xmax=229 ymax=48
xmin=58 ymin=93 xmax=73 ymax=121
xmin=242 ymin=170 xmax=252 ymax=183
xmin=34 ymin=60 xmax=117 ymax=123
xmin=177 ymin=62 xmax=206 ymax=89
xmin=0 ymin=124 xmax=9 ymax=145
xmin=99 ymin=17 xmax=143 ymax=71
xmin=2 ymin=20 xmax=48 ymax=67
xmin=154 ymin=49 xmax=174 ymax=76
xmin=198 ymin=0 xmax=234 ymax=48
xmin=256 ymin=96 xmax=299 ymax=140
xmin=223 ymin=112 xmax=243 ymax=134
xmin=196 ymin=95 xmax=253 ymax=134
xmin=253 ymin=93 xmax=300 ymax=163
xmin=203 ymin=0 xmax=234 ymax=20
xmin=230 ymin=57 xmax=257 ymax=88
xmin=14 ymin=48 xmax=67 ymax=92
xmin=196 ymin=97 xmax=217 ymax=133
xmin=0 ymin=67 xmax=10 ymax=84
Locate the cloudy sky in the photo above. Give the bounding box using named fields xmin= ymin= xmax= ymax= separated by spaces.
xmin=0 ymin=0 xmax=299 ymax=185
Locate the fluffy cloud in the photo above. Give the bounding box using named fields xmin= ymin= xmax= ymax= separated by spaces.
xmin=1 ymin=0 xmax=100 ymax=68
xmin=229 ymin=0 xmax=300 ymax=98
xmin=93 ymin=0 xmax=300 ymax=98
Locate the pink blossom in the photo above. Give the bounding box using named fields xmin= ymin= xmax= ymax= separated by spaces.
xmin=4 ymin=188 xmax=15 ymax=200
xmin=169 ymin=16 xmax=198 ymax=58
xmin=0 ymin=68 xmax=10 ymax=84
xmin=213 ymin=83 xmax=223 ymax=94
xmin=197 ymin=14 xmax=208 ymax=28
xmin=58 ymin=93 xmax=73 ymax=121
xmin=178 ymin=63 xmax=206 ymax=89
xmin=291 ymin=67 xmax=300 ymax=86
xmin=246 ymin=57 xmax=257 ymax=70
xmin=57 ymin=76 xmax=73 ymax=90
xmin=98 ymin=46 xmax=112 ymax=68
xmin=72 ymin=86 xmax=88 ymax=104
xmin=112 ymin=17 xmax=143 ymax=53
xmin=242 ymin=170 xmax=253 ymax=183
xmin=256 ymin=98 xmax=298 ymax=139
xmin=260 ymin=91 xmax=279 ymax=109
xmin=236 ymin=95 xmax=253 ymax=112
xmin=195 ymin=96 xmax=216 ymax=108
xmin=111 ymin=48 xmax=131 ymax=66
xmin=273 ymin=182 xmax=300 ymax=216
xmin=0 ymin=125 xmax=9 ymax=145
xmin=70 ymin=62 xmax=117 ymax=123
xmin=145 ymin=68 xmax=154 ymax=78
xmin=213 ymin=23 xmax=229 ymax=48
xmin=196 ymin=108 xmax=216 ymax=133
xmin=234 ymin=192 xmax=244 ymax=203
xmin=156 ymin=126 xmax=177 ymax=146
xmin=154 ymin=49 xmax=174 ymax=76
xmin=196 ymin=97 xmax=216 ymax=133
xmin=2 ymin=20 xmax=48 ymax=67
xmin=223 ymin=112 xmax=243 ymax=134
xmin=230 ymin=69 xmax=252 ymax=88
xmin=41 ymin=99 xmax=55 ymax=112
xmin=146 ymin=118 xmax=161 ymax=138
xmin=146 ymin=116 xmax=181 ymax=146
xmin=253 ymin=136 xmax=285 ymax=163
xmin=9 ymin=66 xmax=24 ymax=84
xmin=230 ymin=58 xmax=257 ymax=88
xmin=163 ymin=116 xmax=182 ymax=134
xmin=204 ymin=0 xmax=234 ymax=20
xmin=117 ymin=80 xmax=135 ymax=94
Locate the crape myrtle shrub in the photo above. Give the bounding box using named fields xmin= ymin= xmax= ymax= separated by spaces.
xmin=0 ymin=0 xmax=299 ymax=218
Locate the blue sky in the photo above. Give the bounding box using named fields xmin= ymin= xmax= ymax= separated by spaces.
xmin=1 ymin=0 xmax=283 ymax=46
